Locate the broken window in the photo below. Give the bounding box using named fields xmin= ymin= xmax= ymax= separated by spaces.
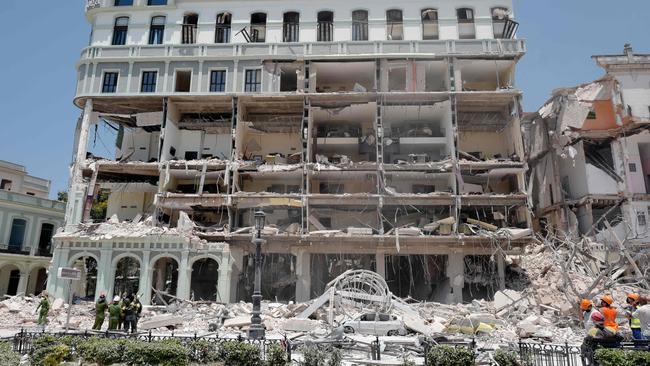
xmin=209 ymin=70 xmax=226 ymax=92
xmin=114 ymin=0 xmax=133 ymax=6
xmin=278 ymin=63 xmax=299 ymax=92
xmin=112 ymin=17 xmax=129 ymax=45
xmin=250 ymin=13 xmax=267 ymax=42
xmin=386 ymin=255 xmax=448 ymax=301
xmin=102 ymin=72 xmax=118 ymax=93
xmin=174 ymin=70 xmax=192 ymax=92
xmin=114 ymin=257 xmax=140 ymax=297
xmin=630 ymin=163 xmax=637 ymax=173
xmin=317 ymin=11 xmax=334 ymax=42
xmin=463 ymin=255 xmax=499 ymax=302
xmin=457 ymin=8 xmax=475 ymax=39
xmin=386 ymin=9 xmax=403 ymax=41
xmin=587 ymin=109 xmax=597 ymax=119
xmin=491 ymin=7 xmax=509 ymax=39
xmin=147 ymin=0 xmax=166 ymax=5
xmin=310 ymin=254 xmax=375 ymax=298
xmin=151 ymin=257 xmax=178 ymax=305
xmin=638 ymin=211 xmax=647 ymax=227
xmin=148 ymin=16 xmax=165 ymax=45
xmin=141 ymin=71 xmax=157 ymax=93
xmin=181 ymin=13 xmax=198 ymax=44
xmin=8 ymin=219 xmax=26 ymax=252
xmin=352 ymin=10 xmax=368 ymax=41
xmin=283 ymin=12 xmax=300 ymax=42
xmin=244 ymin=69 xmax=261 ymax=92
xmin=191 ymin=258 xmax=219 ymax=301
xmin=37 ymin=223 xmax=54 ymax=256
xmin=215 ymin=12 xmax=231 ymax=43
xmin=0 ymin=179 xmax=12 ymax=190
xmin=421 ymin=9 xmax=439 ymax=40
xmin=239 ymin=254 xmax=296 ymax=302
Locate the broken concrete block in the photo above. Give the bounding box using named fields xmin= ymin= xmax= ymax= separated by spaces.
xmin=346 ymin=227 xmax=373 ymax=235
xmin=494 ymin=290 xmax=522 ymax=311
xmin=139 ymin=314 xmax=184 ymax=330
xmin=52 ymin=298 xmax=65 ymax=311
xmin=281 ymin=318 xmax=320 ymax=332
xmin=223 ymin=316 xmax=252 ymax=328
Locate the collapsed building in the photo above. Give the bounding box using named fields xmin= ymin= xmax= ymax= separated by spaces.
xmin=526 ymin=44 xmax=650 ymax=250
xmin=48 ymin=0 xmax=532 ymax=306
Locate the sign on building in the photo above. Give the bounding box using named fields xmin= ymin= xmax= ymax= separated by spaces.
xmin=58 ymin=267 xmax=81 ymax=280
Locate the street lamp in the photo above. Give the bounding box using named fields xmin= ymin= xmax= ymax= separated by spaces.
xmin=249 ymin=210 xmax=266 ymax=339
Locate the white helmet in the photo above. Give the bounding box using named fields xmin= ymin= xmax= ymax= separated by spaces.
xmin=113 ymin=296 xmax=121 ymax=302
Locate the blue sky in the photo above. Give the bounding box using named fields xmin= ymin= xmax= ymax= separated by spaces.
xmin=0 ymin=0 xmax=648 ymax=199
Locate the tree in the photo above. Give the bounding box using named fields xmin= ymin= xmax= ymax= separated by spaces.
xmin=57 ymin=191 xmax=68 ymax=202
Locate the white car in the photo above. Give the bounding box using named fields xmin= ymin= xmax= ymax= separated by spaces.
xmin=342 ymin=313 xmax=407 ymax=336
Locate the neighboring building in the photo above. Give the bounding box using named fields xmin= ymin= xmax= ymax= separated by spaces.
xmin=49 ymin=0 xmax=531 ymax=305
xmin=526 ymin=45 xmax=650 ymax=248
xmin=0 ymin=160 xmax=65 ymax=297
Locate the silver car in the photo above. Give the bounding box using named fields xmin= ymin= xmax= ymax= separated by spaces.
xmin=342 ymin=313 xmax=407 ymax=336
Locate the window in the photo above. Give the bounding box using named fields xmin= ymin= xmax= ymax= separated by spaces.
xmin=386 ymin=9 xmax=403 ymax=40
xmin=250 ymin=13 xmax=267 ymax=42
xmin=102 ymin=72 xmax=118 ymax=93
xmin=492 ymin=7 xmax=509 ymax=39
xmin=421 ymin=9 xmax=439 ymax=40
xmin=141 ymin=71 xmax=158 ymax=92
xmin=112 ymin=17 xmax=129 ymax=45
xmin=147 ymin=0 xmax=167 ymax=5
xmin=175 ymin=71 xmax=192 ymax=92
xmin=283 ymin=12 xmax=300 ymax=42
xmin=587 ymin=110 xmax=597 ymax=119
xmin=317 ymin=11 xmax=334 ymax=42
xmin=215 ymin=12 xmax=231 ymax=43
xmin=352 ymin=10 xmax=368 ymax=41
xmin=209 ymin=70 xmax=226 ymax=92
xmin=182 ymin=13 xmax=198 ymax=44
xmin=457 ymin=8 xmax=475 ymax=39
xmin=8 ymin=219 xmax=26 ymax=251
xmin=630 ymin=163 xmax=638 ymax=172
xmin=0 ymin=179 xmax=11 ymax=190
xmin=38 ymin=223 xmax=54 ymax=255
xmin=638 ymin=212 xmax=647 ymax=227
xmin=244 ymin=69 xmax=261 ymax=92
xmin=148 ymin=16 xmax=165 ymax=44
xmin=114 ymin=0 xmax=133 ymax=5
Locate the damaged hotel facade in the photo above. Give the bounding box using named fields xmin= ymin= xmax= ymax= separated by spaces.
xmin=48 ymin=0 xmax=532 ymax=305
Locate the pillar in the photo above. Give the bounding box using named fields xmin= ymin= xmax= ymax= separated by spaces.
xmin=446 ymin=253 xmax=465 ymax=304
xmin=95 ymin=249 xmax=113 ymax=300
xmin=17 ymin=271 xmax=29 ymax=296
xmin=66 ymin=99 xmax=94 ymax=229
xmin=48 ymin=248 xmax=70 ymax=299
xmin=217 ymin=252 xmax=231 ymax=303
xmin=229 ymin=247 xmax=244 ymax=302
xmin=176 ymin=251 xmax=191 ymax=300
xmin=497 ymin=253 xmax=506 ymax=291
xmin=139 ymin=251 xmax=152 ymax=305
xmin=295 ymin=250 xmax=311 ymax=302
xmin=375 ymin=251 xmax=386 ymax=278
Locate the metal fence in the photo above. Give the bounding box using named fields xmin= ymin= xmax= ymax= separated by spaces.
xmin=519 ymin=342 xmax=582 ymax=366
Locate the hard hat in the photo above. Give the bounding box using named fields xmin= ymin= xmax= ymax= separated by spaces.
xmin=600 ymin=295 xmax=614 ymax=306
xmin=591 ymin=311 xmax=604 ymax=322
xmin=113 ymin=296 xmax=121 ymax=302
xmin=628 ymin=293 xmax=640 ymax=302
xmin=580 ymin=299 xmax=593 ymax=311
xmin=99 ymin=293 xmax=106 ymax=298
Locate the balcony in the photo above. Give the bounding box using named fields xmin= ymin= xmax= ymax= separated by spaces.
xmin=79 ymin=39 xmax=526 ymax=63
xmin=0 ymin=244 xmax=31 ymax=256
xmin=0 ymin=190 xmax=66 ymax=211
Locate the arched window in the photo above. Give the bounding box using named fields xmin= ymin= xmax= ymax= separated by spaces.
xmin=182 ymin=13 xmax=198 ymax=44
xmin=215 ymin=12 xmax=231 ymax=43
xmin=492 ymin=7 xmax=510 ymax=38
xmin=283 ymin=12 xmax=300 ymax=42
xmin=8 ymin=218 xmax=26 ymax=251
xmin=112 ymin=17 xmax=129 ymax=45
xmin=352 ymin=10 xmax=368 ymax=41
xmin=386 ymin=9 xmax=403 ymax=40
xmin=250 ymin=12 xmax=267 ymax=42
xmin=317 ymin=11 xmax=334 ymax=42
xmin=457 ymin=8 xmax=475 ymax=39
xmin=148 ymin=16 xmax=165 ymax=45
xmin=421 ymin=8 xmax=439 ymax=40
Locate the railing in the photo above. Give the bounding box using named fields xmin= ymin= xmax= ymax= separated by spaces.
xmin=283 ymin=22 xmax=300 ymax=42
xmin=0 ymin=244 xmax=31 ymax=255
xmin=317 ymin=21 xmax=334 ymax=42
xmin=0 ymin=190 xmax=66 ymax=211
xmin=79 ymin=38 xmax=526 ymax=62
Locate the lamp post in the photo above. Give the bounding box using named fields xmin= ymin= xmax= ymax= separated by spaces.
xmin=249 ymin=210 xmax=266 ymax=339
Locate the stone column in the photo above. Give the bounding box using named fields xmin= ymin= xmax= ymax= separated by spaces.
xmin=217 ymin=253 xmax=231 ymax=303
xmin=497 ymin=253 xmax=506 ymax=291
xmin=375 ymin=251 xmax=386 ymax=278
xmin=17 ymin=271 xmax=29 ymax=296
xmin=95 ymin=248 xmax=113 ymax=301
xmin=66 ymin=100 xmax=94 ymax=229
xmin=446 ymin=253 xmax=465 ymax=304
xmin=294 ymin=250 xmax=311 ymax=302
xmin=138 ymin=251 xmax=152 ymax=305
xmin=48 ymin=247 xmax=70 ymax=299
xmin=176 ymin=251 xmax=191 ymax=300
xmin=229 ymin=247 xmax=244 ymax=302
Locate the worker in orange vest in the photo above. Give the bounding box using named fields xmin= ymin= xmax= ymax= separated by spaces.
xmin=599 ymin=295 xmax=619 ymax=333
xmin=580 ymin=299 xmax=597 ymax=332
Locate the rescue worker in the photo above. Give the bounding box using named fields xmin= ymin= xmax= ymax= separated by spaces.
xmin=599 ymin=295 xmax=619 ymax=333
xmin=122 ymin=296 xmax=136 ymax=333
xmin=117 ymin=292 xmax=127 ymax=330
xmin=581 ymin=311 xmax=622 ymax=365
xmin=580 ymin=299 xmax=596 ymax=332
xmin=625 ymin=293 xmax=643 ymax=340
xmin=108 ymin=296 xmax=121 ymax=331
xmin=132 ymin=295 xmax=143 ymax=331
xmin=35 ymin=291 xmax=50 ymax=326
xmin=92 ymin=293 xmax=108 ymax=330
xmin=633 ymin=297 xmax=650 ymax=340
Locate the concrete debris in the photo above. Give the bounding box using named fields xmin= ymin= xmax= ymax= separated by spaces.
xmin=139 ymin=315 xmax=184 ymax=330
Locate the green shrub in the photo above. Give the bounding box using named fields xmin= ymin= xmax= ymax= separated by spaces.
xmin=327 ymin=348 xmax=342 ymax=366
xmin=219 ymin=340 xmax=262 ymax=366
xmin=0 ymin=342 xmax=20 ymax=366
xmin=266 ymin=344 xmax=289 ymax=366
xmin=77 ymin=337 xmax=126 ymax=366
xmin=426 ymin=345 xmax=475 ymax=366
xmin=493 ymin=349 xmax=521 ymax=366
xmin=31 ymin=344 xmax=70 ymax=366
xmin=123 ymin=339 xmax=189 ymax=366
xmin=299 ymin=345 xmax=342 ymax=366
xmin=189 ymin=339 xmax=222 ymax=363
xmin=401 ymin=353 xmax=416 ymax=366
xmin=594 ymin=348 xmax=650 ymax=366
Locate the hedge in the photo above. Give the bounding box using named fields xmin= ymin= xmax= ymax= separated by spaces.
xmin=594 ymin=348 xmax=650 ymax=366
xmin=426 ymin=345 xmax=475 ymax=366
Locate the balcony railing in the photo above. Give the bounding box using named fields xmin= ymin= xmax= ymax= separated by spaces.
xmin=79 ymin=39 xmax=526 ymax=62
xmin=0 ymin=244 xmax=31 ymax=256
xmin=0 ymin=190 xmax=66 ymax=211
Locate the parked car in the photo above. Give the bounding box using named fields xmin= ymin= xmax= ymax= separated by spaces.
xmin=342 ymin=313 xmax=407 ymax=336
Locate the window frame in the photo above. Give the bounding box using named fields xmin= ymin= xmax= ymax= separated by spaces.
xmin=243 ymin=68 xmax=262 ymax=93
xmin=283 ymin=11 xmax=300 ymax=42
xmin=351 ymin=10 xmax=369 ymax=41
xmin=181 ymin=13 xmax=199 ymax=44
xmin=386 ymin=9 xmax=404 ymax=41
xmin=421 ymin=8 xmax=439 ymax=40
xmin=174 ymin=69 xmax=193 ymax=93
xmin=456 ymin=8 xmax=476 ymax=39
xmin=147 ymin=0 xmax=167 ymax=5
xmin=102 ymin=71 xmax=120 ymax=93
xmin=148 ymin=15 xmax=166 ymax=45
xmin=209 ymin=68 xmax=228 ymax=93
xmin=638 ymin=211 xmax=647 ymax=227
xmin=140 ymin=70 xmax=159 ymax=93
xmin=317 ymin=10 xmax=335 ymax=42
xmin=250 ymin=12 xmax=267 ymax=43
xmin=491 ymin=7 xmax=510 ymax=39
xmin=215 ymin=12 xmax=232 ymax=44
xmin=112 ymin=16 xmax=130 ymax=45
xmin=114 ymin=0 xmax=133 ymax=6
xmin=8 ymin=218 xmax=27 ymax=251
